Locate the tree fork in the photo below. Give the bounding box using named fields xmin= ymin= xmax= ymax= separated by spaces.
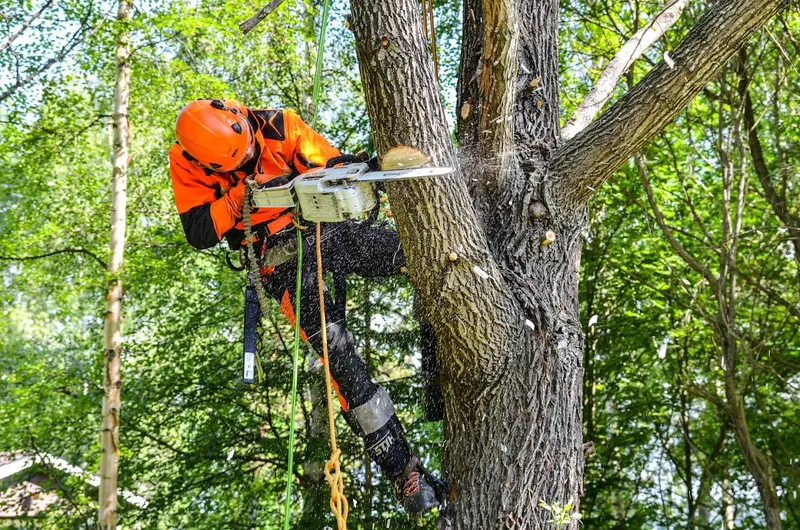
xmin=551 ymin=0 xmax=790 ymax=209
xmin=348 ymin=0 xmax=789 ymax=527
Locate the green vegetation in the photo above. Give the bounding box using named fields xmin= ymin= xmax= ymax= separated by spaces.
xmin=1 ymin=0 xmax=799 ymax=528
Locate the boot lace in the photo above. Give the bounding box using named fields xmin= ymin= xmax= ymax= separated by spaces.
xmin=402 ymin=471 xmax=423 ymax=497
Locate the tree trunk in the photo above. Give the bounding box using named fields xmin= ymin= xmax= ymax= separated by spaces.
xmin=719 ymin=91 xmax=782 ymax=529
xmin=722 ymin=334 xmax=782 ymax=529
xmin=346 ymin=0 xmax=787 ymax=527
xmin=349 ymin=1 xmax=584 ymax=528
xmin=722 ymin=478 xmax=735 ymax=530
xmin=98 ymin=0 xmax=131 ymax=528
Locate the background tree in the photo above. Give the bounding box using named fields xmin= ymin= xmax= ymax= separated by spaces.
xmin=98 ymin=0 xmax=132 ymax=527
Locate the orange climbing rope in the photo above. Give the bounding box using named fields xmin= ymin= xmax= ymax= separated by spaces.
xmin=315 ymin=221 xmax=349 ymax=530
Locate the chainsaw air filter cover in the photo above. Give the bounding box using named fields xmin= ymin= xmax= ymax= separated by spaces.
xmin=296 ymin=164 xmax=377 ymax=222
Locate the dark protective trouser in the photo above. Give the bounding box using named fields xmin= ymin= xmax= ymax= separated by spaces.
xmin=258 ymin=221 xmax=430 ymax=479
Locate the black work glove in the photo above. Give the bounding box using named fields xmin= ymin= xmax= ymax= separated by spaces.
xmin=326 ymin=154 xmax=362 ymax=168
xmin=355 ymin=150 xmax=380 ymax=171
xmin=256 ymin=175 xmax=291 ymax=188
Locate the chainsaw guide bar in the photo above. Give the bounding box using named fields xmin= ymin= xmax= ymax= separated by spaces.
xmin=248 ymin=162 xmax=452 ymax=223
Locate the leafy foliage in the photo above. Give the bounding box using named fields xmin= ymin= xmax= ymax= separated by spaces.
xmin=1 ymin=0 xmax=799 ymax=528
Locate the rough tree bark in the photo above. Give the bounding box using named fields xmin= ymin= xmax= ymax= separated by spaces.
xmin=98 ymin=0 xmax=131 ymax=527
xmin=346 ymin=0 xmax=788 ymax=527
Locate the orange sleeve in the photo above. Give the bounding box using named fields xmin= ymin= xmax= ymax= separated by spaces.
xmin=168 ymin=144 xmax=216 ymax=214
xmin=283 ymin=109 xmax=341 ymax=173
xmin=168 ymin=144 xmax=243 ymax=244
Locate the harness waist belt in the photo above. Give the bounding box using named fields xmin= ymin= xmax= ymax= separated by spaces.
xmin=240 ymin=212 xmax=294 ymax=246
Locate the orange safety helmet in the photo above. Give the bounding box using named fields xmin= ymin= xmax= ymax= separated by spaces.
xmin=175 ymin=99 xmax=255 ymax=172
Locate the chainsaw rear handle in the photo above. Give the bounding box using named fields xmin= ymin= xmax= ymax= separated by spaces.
xmin=326 ymin=154 xmax=364 ymax=168
xmin=326 ymin=152 xmax=379 ymax=171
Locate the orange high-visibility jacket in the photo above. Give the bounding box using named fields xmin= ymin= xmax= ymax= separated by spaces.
xmin=169 ymin=108 xmax=340 ymax=249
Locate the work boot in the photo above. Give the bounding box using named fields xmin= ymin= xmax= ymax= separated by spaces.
xmin=395 ymin=457 xmax=441 ymax=518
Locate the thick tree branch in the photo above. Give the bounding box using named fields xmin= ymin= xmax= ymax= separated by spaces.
xmin=561 ymin=0 xmax=688 ymax=141
xmin=551 ymin=0 xmax=788 ymax=208
xmin=515 ymin=0 xmax=560 ymax=151
xmin=478 ymin=0 xmax=517 ymax=166
xmin=238 ymin=0 xmax=286 ymax=35
xmin=456 ymin=0 xmax=482 ymax=149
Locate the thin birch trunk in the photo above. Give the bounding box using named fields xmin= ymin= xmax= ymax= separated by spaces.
xmin=98 ymin=0 xmax=131 ymax=527
xmin=722 ymin=478 xmax=735 ymax=529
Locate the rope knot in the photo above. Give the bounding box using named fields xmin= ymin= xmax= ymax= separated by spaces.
xmin=325 ymin=448 xmax=349 ymax=529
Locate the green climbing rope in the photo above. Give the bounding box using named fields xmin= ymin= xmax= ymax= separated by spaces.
xmin=310 ymin=0 xmax=330 ymax=129
xmin=282 ymin=222 xmax=303 ymax=530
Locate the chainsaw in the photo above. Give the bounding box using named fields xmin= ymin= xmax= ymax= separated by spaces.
xmin=248 ymin=150 xmax=453 ymax=223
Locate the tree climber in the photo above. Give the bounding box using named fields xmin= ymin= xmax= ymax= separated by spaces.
xmin=167 ymin=98 xmax=441 ymax=517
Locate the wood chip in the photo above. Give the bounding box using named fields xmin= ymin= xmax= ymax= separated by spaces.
xmin=460 ymin=100 xmax=472 ymax=120
xmin=472 ymin=265 xmax=489 ymax=280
